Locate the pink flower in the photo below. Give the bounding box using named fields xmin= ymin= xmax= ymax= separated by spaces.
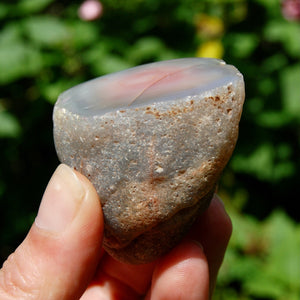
xmin=282 ymin=0 xmax=300 ymax=21
xmin=78 ymin=0 xmax=103 ymax=21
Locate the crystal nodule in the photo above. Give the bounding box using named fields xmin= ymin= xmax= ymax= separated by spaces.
xmin=53 ymin=58 xmax=245 ymax=264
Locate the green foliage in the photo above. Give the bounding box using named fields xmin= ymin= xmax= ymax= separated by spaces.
xmin=23 ymin=16 xmax=70 ymax=46
xmin=281 ymin=63 xmax=300 ymax=115
xmin=0 ymin=23 xmax=44 ymax=83
xmin=0 ymin=110 xmax=21 ymax=138
xmin=17 ymin=0 xmax=55 ymax=14
xmin=216 ymin=208 xmax=300 ymax=299
xmin=0 ymin=1 xmax=299 ymax=299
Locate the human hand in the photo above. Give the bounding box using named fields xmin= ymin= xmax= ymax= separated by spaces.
xmin=0 ymin=164 xmax=232 ymax=300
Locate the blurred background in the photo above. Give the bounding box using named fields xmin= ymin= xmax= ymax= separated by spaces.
xmin=0 ymin=0 xmax=299 ymax=298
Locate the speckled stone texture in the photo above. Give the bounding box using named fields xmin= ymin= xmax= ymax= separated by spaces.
xmin=53 ymin=58 xmax=245 ymax=264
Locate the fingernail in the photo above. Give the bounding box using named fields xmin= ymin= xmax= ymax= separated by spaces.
xmin=191 ymin=240 xmax=204 ymax=252
xmin=35 ymin=164 xmax=86 ymax=233
xmin=214 ymin=193 xmax=225 ymax=209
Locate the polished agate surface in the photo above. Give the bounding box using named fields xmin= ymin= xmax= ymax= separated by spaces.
xmin=57 ymin=58 xmax=241 ymax=116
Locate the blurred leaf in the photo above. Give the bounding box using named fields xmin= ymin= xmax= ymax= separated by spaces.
xmin=242 ymin=211 xmax=300 ymax=298
xmin=0 ymin=3 xmax=9 ymax=19
xmin=229 ymin=211 xmax=260 ymax=250
xmin=264 ymin=20 xmax=300 ymax=57
xmin=262 ymin=53 xmax=288 ymax=73
xmin=273 ymin=161 xmax=295 ymax=180
xmin=0 ymin=41 xmax=43 ymax=83
xmin=0 ymin=23 xmax=23 ymax=45
xmin=0 ymin=111 xmax=21 ymax=138
xmin=244 ymin=273 xmax=286 ymax=298
xmin=102 ymin=0 xmax=146 ymax=11
xmin=281 ymin=64 xmax=300 ymax=117
xmin=277 ymin=143 xmax=292 ymax=160
xmin=225 ymin=33 xmax=259 ymax=58
xmin=231 ymin=143 xmax=275 ymax=181
xmin=17 ymin=0 xmax=54 ymax=14
xmin=257 ymin=77 xmax=276 ymax=96
xmin=256 ymin=110 xmax=293 ymax=128
xmin=67 ymin=21 xmax=99 ymax=49
xmin=132 ymin=16 xmax=157 ymax=34
xmin=97 ymin=54 xmax=133 ymax=74
xmin=254 ymin=0 xmax=281 ymax=17
xmin=231 ymin=141 xmax=296 ymax=182
xmin=222 ymin=252 xmax=262 ymax=284
xmin=245 ymin=97 xmax=264 ymax=114
xmin=263 ymin=211 xmax=300 ymax=289
xmin=23 ymin=16 xmax=70 ymax=46
xmin=84 ymin=42 xmax=133 ymax=76
xmin=128 ymin=37 xmax=165 ymax=62
xmin=127 ymin=36 xmax=176 ymax=64
xmin=218 ymin=211 xmax=263 ymax=284
xmin=41 ymin=79 xmax=81 ymax=104
xmin=220 ymin=208 xmax=300 ymax=299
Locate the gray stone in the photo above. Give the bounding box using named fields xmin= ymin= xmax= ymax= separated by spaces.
xmin=53 ymin=58 xmax=245 ymax=264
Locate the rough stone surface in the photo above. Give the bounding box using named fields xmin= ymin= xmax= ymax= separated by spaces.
xmin=53 ymin=58 xmax=245 ymax=264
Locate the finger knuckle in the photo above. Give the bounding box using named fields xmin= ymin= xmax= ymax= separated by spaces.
xmin=0 ymin=249 xmax=41 ymax=299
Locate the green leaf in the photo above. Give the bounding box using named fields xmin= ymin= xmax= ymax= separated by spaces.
xmin=41 ymin=79 xmax=81 ymax=104
xmin=220 ymin=208 xmax=300 ymax=298
xmin=281 ymin=64 xmax=300 ymax=117
xmin=264 ymin=20 xmax=300 ymax=58
xmin=229 ymin=211 xmax=260 ymax=250
xmin=0 ymin=23 xmax=23 ymax=45
xmin=231 ymin=143 xmax=275 ymax=181
xmin=127 ymin=37 xmax=173 ymax=64
xmin=263 ymin=211 xmax=300 ymax=290
xmin=254 ymin=0 xmax=281 ymax=17
xmin=98 ymin=54 xmax=133 ymax=74
xmin=23 ymin=16 xmax=70 ymax=47
xmin=256 ymin=110 xmax=293 ymax=128
xmin=67 ymin=21 xmax=98 ymax=49
xmin=220 ymin=249 xmax=261 ymax=284
xmin=262 ymin=53 xmax=288 ymax=73
xmin=17 ymin=0 xmax=54 ymax=14
xmin=0 ymin=111 xmax=21 ymax=138
xmin=239 ymin=211 xmax=300 ymax=297
xmin=84 ymin=43 xmax=133 ymax=76
xmin=0 ymin=41 xmax=43 ymax=83
xmin=244 ymin=273 xmax=286 ymax=298
xmin=273 ymin=161 xmax=295 ymax=180
xmin=231 ymin=141 xmax=296 ymax=181
xmin=0 ymin=3 xmax=9 ymax=19
xmin=225 ymin=33 xmax=259 ymax=58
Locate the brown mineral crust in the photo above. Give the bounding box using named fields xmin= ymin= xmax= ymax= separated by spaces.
xmin=104 ymin=188 xmax=215 ymax=264
xmin=102 ymin=159 xmax=221 ymax=250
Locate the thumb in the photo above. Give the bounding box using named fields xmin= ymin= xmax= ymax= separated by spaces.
xmin=0 ymin=164 xmax=103 ymax=300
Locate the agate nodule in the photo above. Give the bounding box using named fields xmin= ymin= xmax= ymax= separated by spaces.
xmin=53 ymin=58 xmax=245 ymax=264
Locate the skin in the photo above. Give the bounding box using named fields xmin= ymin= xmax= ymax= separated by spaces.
xmin=0 ymin=164 xmax=232 ymax=300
